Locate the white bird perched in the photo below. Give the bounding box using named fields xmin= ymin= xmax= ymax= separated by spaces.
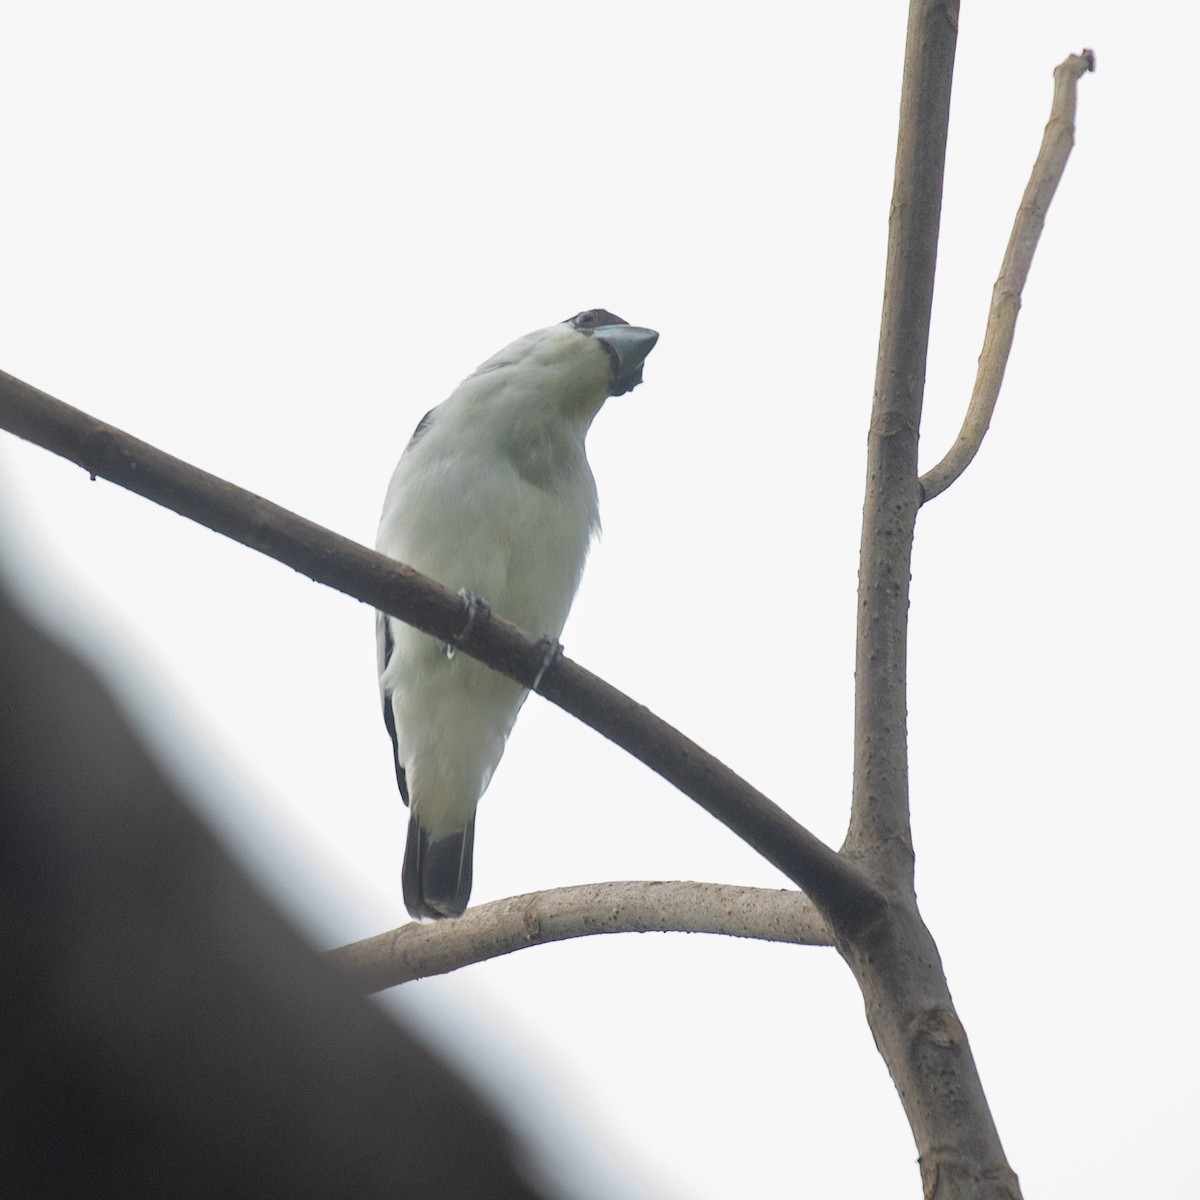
xmin=376 ymin=309 xmax=659 ymax=920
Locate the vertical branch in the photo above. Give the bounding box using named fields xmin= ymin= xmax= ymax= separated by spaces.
xmin=836 ymin=4 xmax=1027 ymax=1196
xmin=844 ymin=0 xmax=959 ymax=881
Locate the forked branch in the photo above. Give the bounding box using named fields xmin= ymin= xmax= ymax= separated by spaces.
xmin=919 ymin=50 xmax=1096 ymax=503
xmin=838 ymin=6 xmax=1092 ymax=1190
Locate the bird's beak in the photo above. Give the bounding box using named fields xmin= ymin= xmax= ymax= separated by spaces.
xmin=595 ymin=324 xmax=659 ymax=397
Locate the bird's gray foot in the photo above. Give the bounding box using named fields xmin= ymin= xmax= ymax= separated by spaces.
xmin=444 ymin=588 xmax=491 ymax=659
xmin=455 ymin=588 xmax=490 ymax=639
xmin=531 ymin=636 xmax=564 ymax=692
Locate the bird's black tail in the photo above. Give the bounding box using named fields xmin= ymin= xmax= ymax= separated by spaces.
xmin=402 ymin=813 xmax=475 ymax=920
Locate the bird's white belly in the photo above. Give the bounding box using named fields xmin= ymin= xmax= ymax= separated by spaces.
xmin=377 ymin=455 xmax=593 ymax=833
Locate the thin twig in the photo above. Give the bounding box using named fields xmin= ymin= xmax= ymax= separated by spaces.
xmin=328 ymin=881 xmax=834 ymax=992
xmin=919 ymin=50 xmax=1095 ymax=503
xmin=0 ymin=371 xmax=883 ymax=925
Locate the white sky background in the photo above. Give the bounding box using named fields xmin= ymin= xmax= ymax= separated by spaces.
xmin=2 ymin=2 xmax=1198 ymax=1196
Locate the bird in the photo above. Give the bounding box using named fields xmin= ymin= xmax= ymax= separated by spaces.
xmin=376 ymin=309 xmax=659 ymax=920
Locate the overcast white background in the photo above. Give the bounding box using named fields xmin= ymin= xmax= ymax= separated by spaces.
xmin=3 ymin=2 xmax=1198 ymax=1197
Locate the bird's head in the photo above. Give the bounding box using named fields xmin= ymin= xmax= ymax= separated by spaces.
xmin=562 ymin=309 xmax=659 ymax=398
xmin=468 ymin=310 xmax=657 ymax=420
xmin=451 ymin=310 xmax=658 ymax=457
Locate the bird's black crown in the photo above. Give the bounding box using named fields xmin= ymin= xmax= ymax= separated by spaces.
xmin=566 ymin=309 xmax=628 ymax=331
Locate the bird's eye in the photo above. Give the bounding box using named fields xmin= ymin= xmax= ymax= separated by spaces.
xmin=576 ymin=310 xmax=597 ymax=326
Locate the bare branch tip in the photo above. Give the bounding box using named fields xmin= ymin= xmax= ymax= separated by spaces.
xmin=1060 ymin=48 xmax=1096 ymax=78
xmin=918 ymin=45 xmax=1094 ymax=509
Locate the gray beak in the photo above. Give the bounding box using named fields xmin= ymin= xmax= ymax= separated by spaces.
xmin=595 ymin=324 xmax=659 ymax=396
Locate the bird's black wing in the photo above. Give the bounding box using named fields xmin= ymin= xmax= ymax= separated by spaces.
xmin=376 ymin=406 xmax=438 ymax=805
xmin=405 ymin=408 xmax=435 ymax=453
xmin=375 ymin=611 xmax=408 ymax=804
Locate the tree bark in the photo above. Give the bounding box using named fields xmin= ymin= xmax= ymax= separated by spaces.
xmin=329 ymin=881 xmax=833 ymax=992
xmin=920 ymin=50 xmax=1095 ymax=503
xmin=838 ymin=3 xmax=1022 ymax=1196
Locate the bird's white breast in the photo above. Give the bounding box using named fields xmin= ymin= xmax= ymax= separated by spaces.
xmin=375 ymin=361 xmax=602 ymax=831
xmin=377 ymin=407 xmax=598 ymax=637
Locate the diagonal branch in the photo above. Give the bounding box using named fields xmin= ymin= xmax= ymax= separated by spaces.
xmin=920 ymin=50 xmax=1096 ymax=504
xmin=0 ymin=369 xmax=883 ymax=926
xmin=329 ymin=881 xmax=834 ymax=993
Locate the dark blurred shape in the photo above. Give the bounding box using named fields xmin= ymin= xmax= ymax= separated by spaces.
xmin=0 ymin=575 xmax=550 ymax=1199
